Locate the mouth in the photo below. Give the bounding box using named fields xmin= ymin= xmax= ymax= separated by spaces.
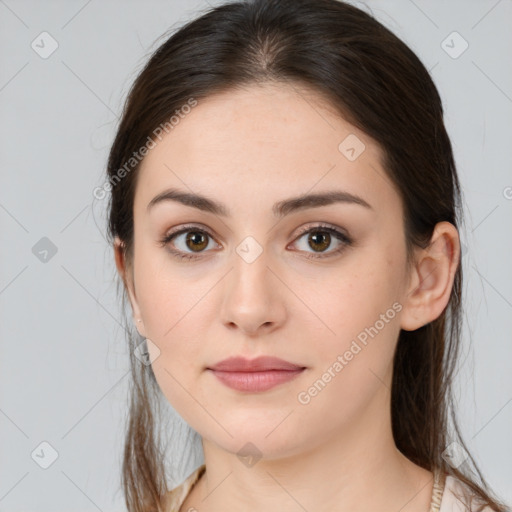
xmin=206 ymin=356 xmax=306 ymax=392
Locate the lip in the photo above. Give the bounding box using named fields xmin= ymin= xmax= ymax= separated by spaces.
xmin=208 ymin=356 xmax=304 ymax=372
xmin=207 ymin=356 xmax=306 ymax=392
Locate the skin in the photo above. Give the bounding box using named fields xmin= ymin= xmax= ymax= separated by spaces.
xmin=114 ymin=82 xmax=460 ymax=512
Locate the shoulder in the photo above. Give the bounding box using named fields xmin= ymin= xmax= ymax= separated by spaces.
xmin=440 ymin=475 xmax=495 ymax=512
xmin=164 ymin=464 xmax=205 ymax=512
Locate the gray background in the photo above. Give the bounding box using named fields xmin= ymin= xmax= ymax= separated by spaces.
xmin=1 ymin=0 xmax=511 ymax=510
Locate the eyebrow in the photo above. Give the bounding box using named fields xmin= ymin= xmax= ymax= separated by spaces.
xmin=146 ymin=187 xmax=372 ymax=217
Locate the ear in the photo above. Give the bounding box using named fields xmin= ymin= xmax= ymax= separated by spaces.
xmin=113 ymin=236 xmax=146 ymax=338
xmin=400 ymin=222 xmax=460 ymax=331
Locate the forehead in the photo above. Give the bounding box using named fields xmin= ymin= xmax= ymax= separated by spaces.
xmin=135 ymin=82 xmax=398 ymax=215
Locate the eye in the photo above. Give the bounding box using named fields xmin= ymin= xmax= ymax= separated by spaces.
xmin=158 ymin=225 xmax=220 ymax=260
xmin=290 ymin=223 xmax=352 ymax=259
xmin=159 ymin=222 xmax=352 ymax=261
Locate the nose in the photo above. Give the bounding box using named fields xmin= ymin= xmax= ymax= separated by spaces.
xmin=219 ymin=247 xmax=287 ymax=337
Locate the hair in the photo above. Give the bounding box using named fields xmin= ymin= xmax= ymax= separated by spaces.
xmin=104 ymin=0 xmax=509 ymax=511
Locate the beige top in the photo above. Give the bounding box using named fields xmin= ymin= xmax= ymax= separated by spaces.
xmin=165 ymin=464 xmax=493 ymax=512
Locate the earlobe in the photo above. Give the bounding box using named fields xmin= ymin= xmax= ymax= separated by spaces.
xmin=113 ymin=236 xmax=146 ymax=337
xmin=400 ymin=222 xmax=460 ymax=331
xmin=113 ymin=236 xmax=126 ymax=281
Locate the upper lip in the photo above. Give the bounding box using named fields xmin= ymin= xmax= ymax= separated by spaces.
xmin=207 ymin=356 xmax=305 ymax=372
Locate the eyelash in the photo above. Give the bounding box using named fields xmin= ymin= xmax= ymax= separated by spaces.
xmin=158 ymin=223 xmax=353 ymax=261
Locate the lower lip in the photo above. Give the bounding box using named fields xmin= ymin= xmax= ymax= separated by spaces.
xmin=208 ymin=369 xmax=305 ymax=392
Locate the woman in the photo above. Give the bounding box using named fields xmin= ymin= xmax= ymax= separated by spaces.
xmin=105 ymin=0 xmax=509 ymax=510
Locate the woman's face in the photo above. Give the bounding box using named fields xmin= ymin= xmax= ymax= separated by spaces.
xmin=123 ymin=82 xmax=414 ymax=458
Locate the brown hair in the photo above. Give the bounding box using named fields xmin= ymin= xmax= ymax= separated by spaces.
xmin=104 ymin=0 xmax=509 ymax=510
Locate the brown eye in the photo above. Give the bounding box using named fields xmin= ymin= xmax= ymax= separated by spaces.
xmin=185 ymin=231 xmax=209 ymax=252
xmin=291 ymin=224 xmax=352 ymax=260
xmin=307 ymin=231 xmax=331 ymax=252
xmin=159 ymin=226 xmax=218 ymax=260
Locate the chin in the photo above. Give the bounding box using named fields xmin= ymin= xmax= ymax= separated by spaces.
xmin=203 ymin=416 xmax=308 ymax=461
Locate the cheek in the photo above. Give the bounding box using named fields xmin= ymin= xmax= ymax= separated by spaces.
xmin=134 ymin=252 xmax=204 ymax=340
xmin=302 ymin=250 xmax=404 ymax=394
xmin=294 ymin=278 xmax=401 ymax=436
xmin=133 ymin=264 xmax=208 ymax=410
xmin=311 ymin=260 xmax=403 ymax=346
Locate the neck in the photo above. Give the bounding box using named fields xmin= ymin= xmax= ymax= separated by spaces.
xmin=182 ymin=386 xmax=434 ymax=512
